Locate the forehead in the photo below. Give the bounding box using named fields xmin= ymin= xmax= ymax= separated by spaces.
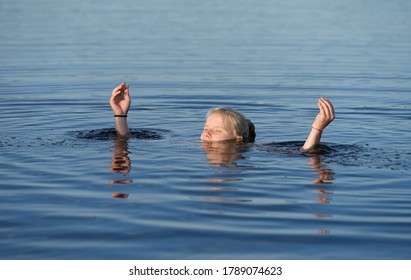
xmin=205 ymin=112 xmax=233 ymax=128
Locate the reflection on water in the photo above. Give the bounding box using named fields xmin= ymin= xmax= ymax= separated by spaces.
xmin=200 ymin=140 xmax=336 ymax=234
xmin=110 ymin=136 xmax=132 ymax=199
xmin=201 ymin=141 xmax=250 ymax=167
xmin=257 ymin=137 xmax=334 ymax=213
xmin=308 ymin=155 xmax=335 ymax=235
xmin=308 ymin=156 xmax=334 ymax=186
xmin=75 ymin=128 xmax=165 ymax=199
xmin=201 ymin=141 xmax=249 ymax=202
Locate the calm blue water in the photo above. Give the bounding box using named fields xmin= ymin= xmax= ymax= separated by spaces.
xmin=0 ymin=0 xmax=410 ymax=259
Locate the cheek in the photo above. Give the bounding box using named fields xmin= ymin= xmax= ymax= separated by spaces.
xmin=222 ymin=128 xmax=236 ymax=139
xmin=223 ymin=123 xmax=238 ymax=139
xmin=214 ymin=131 xmax=234 ymax=141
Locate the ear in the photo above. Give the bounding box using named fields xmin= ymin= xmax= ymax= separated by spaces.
xmin=235 ymin=136 xmax=243 ymax=142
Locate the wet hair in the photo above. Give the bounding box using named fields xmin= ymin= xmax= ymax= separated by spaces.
xmin=206 ymin=107 xmax=256 ymax=142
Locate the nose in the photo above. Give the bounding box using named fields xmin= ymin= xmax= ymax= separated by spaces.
xmin=202 ymin=129 xmax=212 ymax=140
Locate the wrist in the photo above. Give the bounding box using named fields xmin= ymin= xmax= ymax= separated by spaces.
xmin=114 ymin=115 xmax=130 ymax=136
xmin=111 ymin=106 xmax=129 ymax=116
xmin=311 ymin=126 xmax=323 ymax=132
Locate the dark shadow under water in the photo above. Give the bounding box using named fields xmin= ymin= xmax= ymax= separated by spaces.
xmin=73 ymin=128 xmax=165 ymax=141
xmin=259 ymin=141 xmax=410 ymax=172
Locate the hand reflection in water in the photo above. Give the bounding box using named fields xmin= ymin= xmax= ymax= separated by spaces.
xmin=202 ymin=141 xmax=335 ymax=234
xmin=308 ymin=155 xmax=335 ymax=204
xmin=110 ymin=135 xmax=132 ymax=199
xmin=307 ymin=154 xmax=335 ymax=235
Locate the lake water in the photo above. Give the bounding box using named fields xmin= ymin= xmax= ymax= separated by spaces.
xmin=0 ymin=0 xmax=410 ymax=260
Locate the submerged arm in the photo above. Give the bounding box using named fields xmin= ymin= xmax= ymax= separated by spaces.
xmin=110 ymin=82 xmax=131 ymax=136
xmin=302 ymin=98 xmax=335 ymax=150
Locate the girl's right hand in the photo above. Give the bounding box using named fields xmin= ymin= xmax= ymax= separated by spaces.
xmin=110 ymin=82 xmax=131 ymax=115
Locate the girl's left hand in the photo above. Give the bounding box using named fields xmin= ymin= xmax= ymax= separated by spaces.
xmin=312 ymin=97 xmax=335 ymax=131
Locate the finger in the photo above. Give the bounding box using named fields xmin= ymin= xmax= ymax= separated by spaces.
xmin=318 ymin=98 xmax=326 ymax=116
xmin=322 ymin=98 xmax=335 ymax=118
xmin=111 ymin=83 xmax=126 ymax=98
xmin=319 ymin=98 xmax=331 ymax=117
xmin=123 ymin=85 xmax=129 ymax=95
xmin=325 ymin=98 xmax=335 ymax=116
xmin=112 ymin=86 xmax=122 ymax=96
xmin=120 ymin=82 xmax=127 ymax=93
xmin=115 ymin=83 xmax=125 ymax=92
xmin=123 ymin=86 xmax=131 ymax=101
xmin=110 ymin=89 xmax=122 ymax=101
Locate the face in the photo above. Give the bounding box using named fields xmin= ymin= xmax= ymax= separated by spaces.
xmin=201 ymin=113 xmax=240 ymax=142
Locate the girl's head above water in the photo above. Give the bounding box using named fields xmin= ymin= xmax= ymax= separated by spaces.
xmin=200 ymin=107 xmax=256 ymax=143
xmin=110 ymin=82 xmax=335 ymax=150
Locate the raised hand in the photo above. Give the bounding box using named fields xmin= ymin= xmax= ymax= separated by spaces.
xmin=110 ymin=82 xmax=131 ymax=116
xmin=311 ymin=98 xmax=335 ymax=131
xmin=302 ymin=98 xmax=335 ymax=150
xmin=110 ymin=82 xmax=131 ymax=136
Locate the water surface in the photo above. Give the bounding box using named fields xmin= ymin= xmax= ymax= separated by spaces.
xmin=0 ymin=0 xmax=410 ymax=259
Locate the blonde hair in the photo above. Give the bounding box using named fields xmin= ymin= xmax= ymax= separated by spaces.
xmin=206 ymin=107 xmax=256 ymax=142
